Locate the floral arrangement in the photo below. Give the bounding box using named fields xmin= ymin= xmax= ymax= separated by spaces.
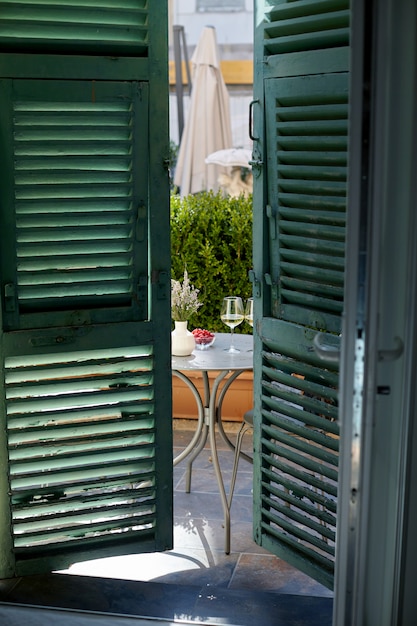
xmin=171 ymin=270 xmax=203 ymax=321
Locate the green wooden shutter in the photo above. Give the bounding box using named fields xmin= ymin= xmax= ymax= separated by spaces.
xmin=1 ymin=79 xmax=149 ymax=329
xmin=252 ymin=0 xmax=349 ymax=590
xmin=265 ymin=72 xmax=347 ymax=330
xmin=0 ymin=0 xmax=149 ymax=56
xmin=0 ymin=1 xmax=172 ymax=578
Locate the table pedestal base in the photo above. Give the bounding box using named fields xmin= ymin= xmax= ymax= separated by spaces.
xmin=173 ymin=369 xmax=249 ymax=554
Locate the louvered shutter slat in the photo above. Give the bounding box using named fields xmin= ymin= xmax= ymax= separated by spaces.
xmin=262 ymin=424 xmax=338 ymax=469
xmin=278 ymin=207 xmax=346 ymax=225
xmin=265 ymin=0 xmax=349 ymax=55
xmin=15 ymin=505 xmax=156 ymax=541
xmin=12 ymin=464 xmax=153 ymax=492
xmin=262 ymin=394 xmax=337 ymax=434
xmin=279 ymin=234 xmax=344 ymax=256
xmin=0 ymin=1 xmax=149 ymax=55
xmin=262 ymin=463 xmax=337 ymax=505
xmin=9 ymin=421 xmax=154 ymax=445
xmin=279 ymin=222 xmax=345 ymax=239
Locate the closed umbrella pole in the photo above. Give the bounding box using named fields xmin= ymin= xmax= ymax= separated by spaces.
xmin=174 ymin=26 xmax=233 ymax=196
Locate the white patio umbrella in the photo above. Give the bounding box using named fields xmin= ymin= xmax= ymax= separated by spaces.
xmin=206 ymin=148 xmax=253 ymax=197
xmin=205 ymin=148 xmax=252 ymax=168
xmin=174 ymin=26 xmax=233 ymax=196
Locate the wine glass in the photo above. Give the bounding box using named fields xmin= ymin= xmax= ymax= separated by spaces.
xmin=245 ymin=297 xmax=254 ymax=328
xmin=220 ymin=296 xmax=244 ymax=353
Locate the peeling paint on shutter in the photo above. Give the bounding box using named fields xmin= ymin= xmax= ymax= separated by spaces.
xmin=6 ymin=344 xmax=156 ymax=567
xmin=256 ymin=317 xmax=339 ymax=589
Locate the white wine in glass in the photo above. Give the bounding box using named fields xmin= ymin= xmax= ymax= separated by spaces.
xmin=245 ymin=297 xmax=254 ymax=328
xmin=221 ymin=296 xmax=244 ymax=353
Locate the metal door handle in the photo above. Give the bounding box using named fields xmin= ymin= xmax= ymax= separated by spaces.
xmin=315 ymin=334 xmax=403 ymax=363
xmin=378 ymin=337 xmax=403 ymax=361
xmin=313 ymin=332 xmax=341 ymax=363
xmin=249 ymin=99 xmax=259 ymax=141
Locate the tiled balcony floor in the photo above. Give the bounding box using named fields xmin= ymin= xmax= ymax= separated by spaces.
xmin=64 ymin=420 xmax=334 ymax=598
xmin=0 ymin=420 xmax=334 ymax=626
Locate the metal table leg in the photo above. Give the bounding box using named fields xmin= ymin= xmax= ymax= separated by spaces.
xmin=173 ymin=366 xmax=252 ymax=553
xmin=172 ymin=370 xmax=210 ymax=492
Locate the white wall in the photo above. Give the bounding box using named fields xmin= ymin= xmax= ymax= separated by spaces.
xmin=172 ymin=0 xmax=253 ymax=55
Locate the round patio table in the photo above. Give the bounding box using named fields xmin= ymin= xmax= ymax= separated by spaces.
xmin=172 ymin=332 xmax=253 ymax=554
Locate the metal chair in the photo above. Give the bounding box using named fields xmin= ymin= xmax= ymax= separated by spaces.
xmin=228 ymin=408 xmax=254 ymax=511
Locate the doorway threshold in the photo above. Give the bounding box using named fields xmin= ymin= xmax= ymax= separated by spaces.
xmin=0 ymin=572 xmax=332 ymax=626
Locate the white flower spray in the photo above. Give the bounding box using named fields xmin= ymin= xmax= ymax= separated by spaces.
xmin=171 ymin=270 xmax=203 ymax=321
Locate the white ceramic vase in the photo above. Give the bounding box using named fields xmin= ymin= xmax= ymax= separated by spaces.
xmin=171 ymin=320 xmax=195 ymax=356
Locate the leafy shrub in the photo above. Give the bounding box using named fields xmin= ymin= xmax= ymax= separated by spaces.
xmin=171 ymin=191 xmax=253 ymax=332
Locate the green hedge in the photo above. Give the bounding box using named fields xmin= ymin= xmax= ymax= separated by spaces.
xmin=170 ymin=191 xmax=253 ymax=333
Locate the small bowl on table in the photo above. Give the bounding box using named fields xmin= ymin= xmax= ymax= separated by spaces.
xmin=192 ymin=328 xmax=215 ymax=350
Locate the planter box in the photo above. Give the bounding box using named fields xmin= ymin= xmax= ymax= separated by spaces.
xmin=172 ymin=370 xmax=253 ymax=422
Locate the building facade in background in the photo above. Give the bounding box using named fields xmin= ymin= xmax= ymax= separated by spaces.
xmin=168 ymin=0 xmax=254 ymax=150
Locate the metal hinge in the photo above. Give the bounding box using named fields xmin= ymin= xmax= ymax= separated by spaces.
xmin=152 ymin=270 xmax=169 ymax=300
xmin=136 ymin=204 xmax=147 ymax=242
xmin=313 ymin=332 xmax=341 ymax=363
xmin=4 ymin=283 xmax=16 ymax=312
xmin=137 ymin=274 xmax=148 ymax=318
xmin=266 ymin=204 xmax=277 ymax=239
xmin=248 ymin=270 xmax=261 ymax=297
xmin=264 ymin=273 xmax=279 ymax=300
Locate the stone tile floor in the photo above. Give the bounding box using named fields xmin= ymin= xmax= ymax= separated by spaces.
xmin=0 ymin=421 xmax=334 ymax=626
xmin=64 ymin=421 xmax=333 ymax=598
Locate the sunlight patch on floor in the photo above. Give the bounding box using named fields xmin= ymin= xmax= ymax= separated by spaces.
xmin=59 ymin=550 xmax=205 ymax=583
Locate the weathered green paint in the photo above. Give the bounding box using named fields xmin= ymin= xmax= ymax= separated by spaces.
xmin=146 ymin=0 xmax=173 ymax=556
xmin=0 ymin=330 xmax=14 ymax=577
xmin=0 ymin=54 xmax=149 ymax=81
xmin=0 ymin=1 xmax=172 ymax=577
xmin=252 ymin=0 xmax=349 ymax=590
xmin=0 ymin=1 xmax=149 ymax=56
xmin=1 ymin=79 xmax=150 ymax=331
